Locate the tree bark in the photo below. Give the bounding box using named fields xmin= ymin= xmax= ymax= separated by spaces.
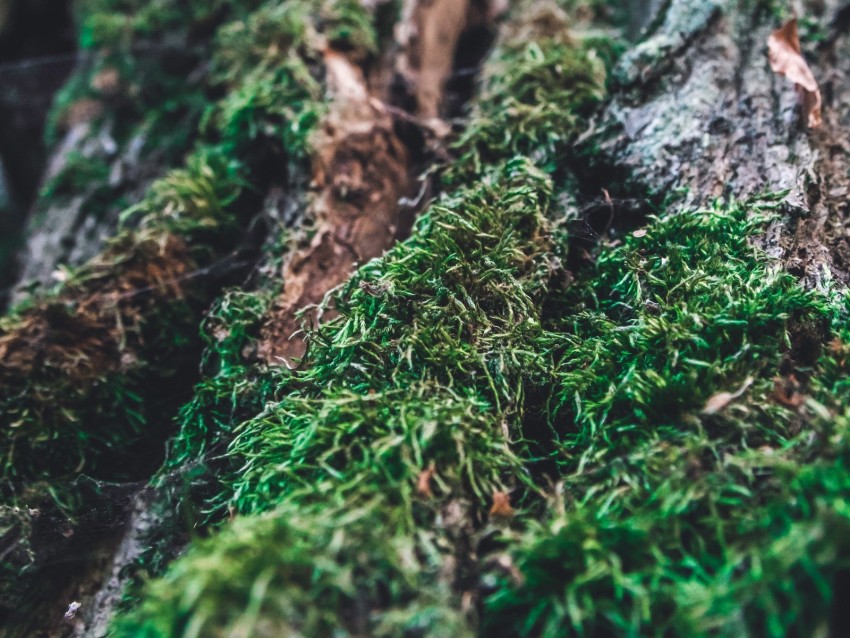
xmin=597 ymin=0 xmax=850 ymax=282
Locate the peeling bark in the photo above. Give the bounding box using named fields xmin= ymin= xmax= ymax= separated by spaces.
xmin=396 ymin=0 xmax=473 ymax=121
xmin=259 ymin=1 xmax=506 ymax=366
xmin=258 ymin=49 xmax=410 ymax=365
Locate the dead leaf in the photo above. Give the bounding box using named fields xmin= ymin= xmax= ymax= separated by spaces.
xmin=416 ymin=463 xmax=436 ymax=498
xmin=768 ymin=19 xmax=822 ymax=129
xmin=772 ymin=375 xmax=806 ymax=408
xmin=489 ymin=491 xmax=514 ymax=519
xmin=829 ymin=338 xmax=849 ymax=367
xmin=701 ymin=376 xmax=754 ymax=415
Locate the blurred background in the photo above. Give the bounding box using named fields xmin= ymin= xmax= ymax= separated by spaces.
xmin=0 ymin=0 xmax=76 ymax=301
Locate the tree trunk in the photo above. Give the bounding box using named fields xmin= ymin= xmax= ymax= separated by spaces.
xmin=3 ymin=1 xmax=850 ymax=636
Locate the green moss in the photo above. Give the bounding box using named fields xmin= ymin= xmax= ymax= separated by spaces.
xmin=114 ymin=154 xmax=554 ymax=637
xmin=163 ymin=287 xmax=278 ymax=473
xmin=479 ymin=200 xmax=843 ymax=637
xmin=1 ymin=0 xmax=376 ymax=489
xmin=447 ymin=5 xmax=608 ymax=183
xmin=115 ymin=2 xmax=615 ymax=628
xmin=104 ymin=3 xmax=850 ymax=637
xmin=116 ymin=499 xmax=471 ymax=638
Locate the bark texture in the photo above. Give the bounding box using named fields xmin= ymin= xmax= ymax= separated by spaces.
xmin=258 ymin=49 xmax=410 ymax=365
xmin=598 ymin=0 xmax=850 ymax=282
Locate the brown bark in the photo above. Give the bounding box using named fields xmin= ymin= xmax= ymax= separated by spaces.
xmin=396 ymin=0 xmax=473 ymax=120
xmin=258 ymin=1 xmax=503 ymax=365
xmin=258 ymin=50 xmax=410 ymax=366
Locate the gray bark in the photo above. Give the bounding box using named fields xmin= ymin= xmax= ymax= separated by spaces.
xmin=13 ymin=117 xmax=172 ymax=301
xmin=597 ymin=0 xmax=850 ymax=284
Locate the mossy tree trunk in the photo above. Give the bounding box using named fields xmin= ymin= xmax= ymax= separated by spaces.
xmin=3 ymin=1 xmax=850 ymax=637
xmin=598 ymin=0 xmax=850 ymax=283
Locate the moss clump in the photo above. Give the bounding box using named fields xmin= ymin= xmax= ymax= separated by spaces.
xmin=115 ymin=155 xmax=556 ymax=637
xmin=227 ymin=158 xmax=554 ymax=512
xmin=549 ymin=199 xmax=815 ymax=449
xmin=115 ymin=3 xmax=613 ymax=632
xmin=447 ymin=3 xmax=607 ymax=183
xmin=0 ymin=152 xmax=244 ymax=486
xmin=119 ymin=499 xmax=471 ymax=638
xmin=480 ymin=200 xmax=844 ymax=637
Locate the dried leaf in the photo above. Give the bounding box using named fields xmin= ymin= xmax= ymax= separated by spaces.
xmin=489 ymin=491 xmax=514 ymax=519
xmin=829 ymin=338 xmax=849 ymax=366
xmin=702 ymin=376 xmax=754 ymax=415
xmin=772 ymin=375 xmax=806 ymax=408
xmin=416 ymin=464 xmax=436 ymax=498
xmin=768 ymin=19 xmax=822 ymax=129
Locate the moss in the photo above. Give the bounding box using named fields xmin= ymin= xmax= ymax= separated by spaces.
xmin=1 ymin=0 xmax=374 ymax=488
xmin=1 ymin=3 xmax=383 ymax=623
xmin=115 ymin=3 xmax=614 ymax=631
xmin=479 ymin=200 xmax=844 ymax=637
xmin=59 ymin=2 xmax=850 ymax=636
xmin=114 ymin=154 xmax=555 ymax=637
xmin=116 ymin=499 xmax=472 ymax=638
xmin=447 ymin=4 xmax=608 ymax=183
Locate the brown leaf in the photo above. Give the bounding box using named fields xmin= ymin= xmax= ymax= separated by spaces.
xmin=701 ymin=376 xmax=754 ymax=415
xmin=772 ymin=375 xmax=806 ymax=408
xmin=416 ymin=464 xmax=436 ymax=498
xmin=829 ymin=338 xmax=849 ymax=367
xmin=489 ymin=491 xmax=514 ymax=519
xmin=768 ymin=19 xmax=822 ymax=129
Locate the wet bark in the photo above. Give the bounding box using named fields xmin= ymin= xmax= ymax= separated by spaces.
xmin=258 ymin=49 xmax=411 ymax=365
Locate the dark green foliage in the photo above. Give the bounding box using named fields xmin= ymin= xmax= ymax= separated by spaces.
xmin=114 ymin=2 xmax=614 ymax=628
xmin=448 ymin=6 xmax=607 ymax=182
xmin=481 ymin=201 xmax=849 ymax=637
